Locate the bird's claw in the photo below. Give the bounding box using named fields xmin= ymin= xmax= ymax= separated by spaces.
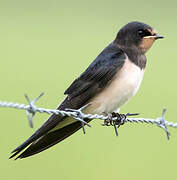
xmin=102 ymin=112 xmax=139 ymax=136
xmin=102 ymin=114 xmax=112 ymax=126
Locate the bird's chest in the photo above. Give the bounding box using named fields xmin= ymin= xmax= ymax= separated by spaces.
xmin=89 ymin=59 xmax=144 ymax=114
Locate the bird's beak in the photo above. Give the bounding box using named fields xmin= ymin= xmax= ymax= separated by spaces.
xmin=144 ymin=34 xmax=164 ymax=40
xmin=154 ymin=34 xmax=164 ymax=40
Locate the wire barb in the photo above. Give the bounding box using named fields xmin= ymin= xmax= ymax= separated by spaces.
xmin=24 ymin=92 xmax=44 ymax=128
xmin=156 ymin=108 xmax=170 ymax=140
xmin=65 ymin=103 xmax=91 ymax=134
xmin=0 ymin=93 xmax=176 ymax=139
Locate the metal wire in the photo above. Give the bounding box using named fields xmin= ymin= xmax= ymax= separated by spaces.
xmin=0 ymin=93 xmax=175 ymax=139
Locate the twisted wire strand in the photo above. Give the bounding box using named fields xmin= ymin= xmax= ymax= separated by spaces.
xmin=0 ymin=93 xmax=176 ymax=139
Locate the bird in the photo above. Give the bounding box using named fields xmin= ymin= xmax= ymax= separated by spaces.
xmin=10 ymin=21 xmax=163 ymax=159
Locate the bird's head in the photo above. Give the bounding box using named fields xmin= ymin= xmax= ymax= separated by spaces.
xmin=115 ymin=21 xmax=164 ymax=53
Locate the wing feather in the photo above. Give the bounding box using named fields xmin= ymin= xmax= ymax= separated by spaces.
xmin=10 ymin=43 xmax=126 ymax=159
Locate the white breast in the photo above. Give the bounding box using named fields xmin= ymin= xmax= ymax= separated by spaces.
xmin=87 ymin=57 xmax=144 ymax=114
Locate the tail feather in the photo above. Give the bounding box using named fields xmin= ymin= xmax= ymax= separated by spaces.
xmin=10 ymin=96 xmax=90 ymax=160
xmin=9 ymin=113 xmax=65 ymax=159
xmin=10 ymin=119 xmax=89 ymax=160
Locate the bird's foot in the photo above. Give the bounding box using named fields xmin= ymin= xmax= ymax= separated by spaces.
xmin=112 ymin=112 xmax=140 ymax=126
xmin=102 ymin=112 xmax=139 ymax=136
xmin=111 ymin=112 xmax=126 ymax=127
xmin=102 ymin=112 xmax=127 ymax=127
xmin=102 ymin=113 xmax=113 ymax=126
xmin=102 ymin=112 xmax=125 ymax=136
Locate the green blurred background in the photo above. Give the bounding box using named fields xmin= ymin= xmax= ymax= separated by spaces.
xmin=0 ymin=0 xmax=177 ymax=179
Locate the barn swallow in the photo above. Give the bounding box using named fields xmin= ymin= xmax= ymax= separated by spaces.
xmin=10 ymin=21 xmax=163 ymax=159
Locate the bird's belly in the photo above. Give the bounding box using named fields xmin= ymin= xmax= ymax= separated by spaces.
xmin=86 ymin=59 xmax=144 ymax=114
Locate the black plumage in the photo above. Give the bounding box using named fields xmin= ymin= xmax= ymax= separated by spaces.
xmin=10 ymin=43 xmax=126 ymax=159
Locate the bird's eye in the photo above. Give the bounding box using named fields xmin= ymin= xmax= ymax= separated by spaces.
xmin=138 ymin=29 xmax=152 ymax=37
xmin=138 ymin=29 xmax=144 ymax=36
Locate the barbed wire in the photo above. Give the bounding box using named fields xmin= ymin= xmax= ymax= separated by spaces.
xmin=0 ymin=92 xmax=176 ymax=139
